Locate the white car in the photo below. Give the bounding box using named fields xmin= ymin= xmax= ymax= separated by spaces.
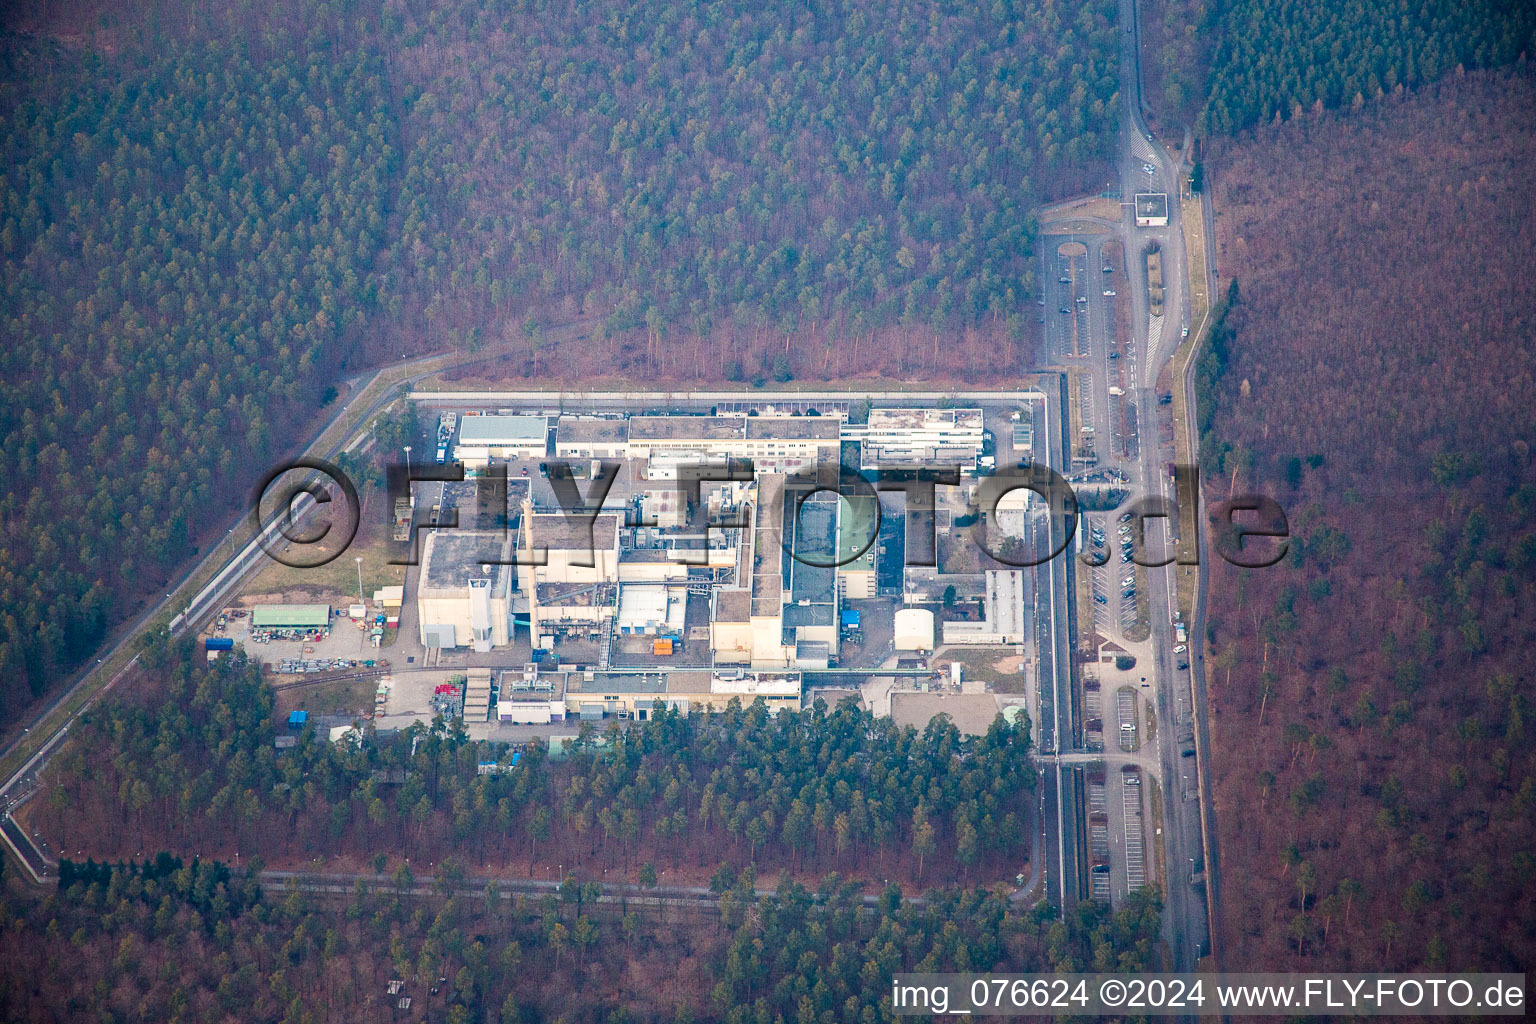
xmin=1181 ymin=325 xmax=1189 ymax=338
xmin=1103 ymin=289 xmax=1116 ymax=296
xmin=1173 ymin=644 xmax=1187 ymax=654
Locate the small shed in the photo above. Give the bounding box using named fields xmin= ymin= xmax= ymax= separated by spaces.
xmin=287 ymin=710 xmax=308 ymax=730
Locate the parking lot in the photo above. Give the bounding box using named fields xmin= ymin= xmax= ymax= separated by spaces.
xmin=223 ymin=607 xmax=393 ymax=675
xmin=1086 ymin=511 xmax=1139 ymax=638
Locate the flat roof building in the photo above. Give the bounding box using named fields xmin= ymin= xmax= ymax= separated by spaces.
xmin=941 ymin=570 xmax=1027 ymax=645
xmin=628 ymin=415 xmax=840 ymax=478
xmin=554 ymin=417 xmax=630 ymax=459
xmin=1135 ymin=193 xmax=1169 ymax=227
xmin=454 ymin=414 xmax=549 ymax=466
xmin=616 ymin=584 xmax=687 ymax=635
xmin=843 ymin=408 xmax=986 ymax=472
xmin=836 ymin=493 xmax=879 ymax=599
xmin=251 ymin=604 xmax=331 ymax=629
xmin=417 ymin=531 xmax=516 ymax=651
xmin=562 ymin=668 xmax=803 ymax=717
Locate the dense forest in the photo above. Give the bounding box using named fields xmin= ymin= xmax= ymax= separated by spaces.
xmin=0 ymin=856 xmax=1163 ymax=1023
xmin=33 ymin=635 xmax=1036 ymax=888
xmin=1138 ymin=0 xmax=1212 ymax=133
xmin=1203 ymin=0 xmax=1536 ymax=134
xmin=2 ymin=639 xmax=1177 ymax=1021
xmin=0 ymin=0 xmax=1124 ymax=730
xmin=0 ymin=35 xmax=397 ymax=722
xmin=1200 ymin=69 xmax=1536 ymax=970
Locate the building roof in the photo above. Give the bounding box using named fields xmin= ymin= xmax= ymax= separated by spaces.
xmin=562 ymin=669 xmax=801 ymax=699
xmin=567 ymin=671 xmax=676 ymax=695
xmin=750 ymin=475 xmax=785 ymax=616
xmin=746 ymin=417 xmax=840 ymax=440
xmin=786 ymin=493 xmax=837 ymax=604
xmin=837 ymin=493 xmax=879 ymax=569
xmin=458 ymin=414 xmax=548 ymax=444
xmin=420 ymin=531 xmax=515 ymax=592
xmin=535 ymin=582 xmax=612 ymax=606
xmin=783 ymin=602 xmax=836 ymax=627
xmin=617 ymin=584 xmax=686 ymax=631
xmin=556 ymin=416 xmax=629 ymax=444
xmin=714 ymin=589 xmax=752 ymax=623
xmin=629 ymin=415 xmax=746 ymax=441
xmin=796 ymin=639 xmax=831 ymax=661
xmin=527 ymin=513 xmax=620 ymax=552
xmin=894 ymin=607 xmax=936 ymax=647
xmin=1135 ymin=193 xmax=1170 ymax=218
xmin=251 ymin=604 xmax=331 ymax=628
xmin=865 ymin=407 xmax=983 ymax=430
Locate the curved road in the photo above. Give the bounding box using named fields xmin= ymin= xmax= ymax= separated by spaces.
xmin=0 ymin=323 xmax=599 ymax=881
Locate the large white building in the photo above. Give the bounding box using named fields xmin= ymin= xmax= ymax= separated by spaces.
xmin=520 ymin=508 xmax=621 ymax=639
xmin=416 ymin=532 xmax=516 ymax=651
xmin=627 ymin=415 xmax=840 ymax=478
xmin=707 ymin=473 xmax=843 ymax=669
xmin=553 ymin=417 xmax=630 ymax=460
xmin=454 ymin=414 xmax=549 ymax=466
xmin=941 ymin=570 xmax=1027 ymax=645
xmin=842 ymin=408 xmax=986 ymax=472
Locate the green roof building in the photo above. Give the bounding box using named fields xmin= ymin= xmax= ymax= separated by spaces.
xmin=251 ymin=604 xmax=331 ymax=629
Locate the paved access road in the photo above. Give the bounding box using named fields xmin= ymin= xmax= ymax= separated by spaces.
xmin=0 ymin=322 xmax=602 ymax=882
xmin=1029 ymin=0 xmax=1215 ymax=972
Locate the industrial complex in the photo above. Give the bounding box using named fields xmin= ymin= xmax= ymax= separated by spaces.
xmin=227 ymin=393 xmax=1051 ymax=745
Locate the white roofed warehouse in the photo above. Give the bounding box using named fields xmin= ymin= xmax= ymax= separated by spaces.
xmin=453 ymin=414 xmax=549 ymax=467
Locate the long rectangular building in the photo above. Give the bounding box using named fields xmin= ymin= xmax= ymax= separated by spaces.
xmin=843 ymin=407 xmax=986 ymax=472
xmin=627 ymin=415 xmax=840 ymax=477
xmin=454 ymin=414 xmax=549 ymax=466
xmin=251 ymin=604 xmax=331 ymax=629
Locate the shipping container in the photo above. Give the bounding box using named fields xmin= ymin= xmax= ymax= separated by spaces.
xmin=652 ymin=637 xmax=674 ymax=656
xmin=204 ymin=637 xmax=235 ymax=651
